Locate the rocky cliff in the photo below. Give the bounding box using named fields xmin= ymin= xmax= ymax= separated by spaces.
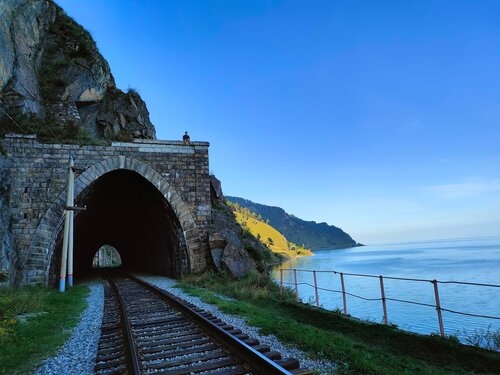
xmin=0 ymin=0 xmax=156 ymax=141
xmin=209 ymin=176 xmax=281 ymax=277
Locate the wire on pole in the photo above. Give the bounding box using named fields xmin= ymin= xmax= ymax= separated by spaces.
xmin=280 ymin=268 xmax=500 ymax=287
xmin=0 ymin=106 xmax=26 ymax=134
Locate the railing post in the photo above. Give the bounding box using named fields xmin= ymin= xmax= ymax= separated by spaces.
xmin=340 ymin=272 xmax=347 ymax=315
xmin=279 ymin=269 xmax=283 ymax=296
xmin=432 ymin=279 xmax=445 ymax=337
xmin=293 ymin=269 xmax=299 ymax=303
xmin=379 ymin=275 xmax=388 ymax=324
xmin=313 ymin=270 xmax=319 ymax=307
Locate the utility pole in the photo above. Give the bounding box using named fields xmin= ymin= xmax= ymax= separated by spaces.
xmin=59 ymin=157 xmax=74 ymax=292
xmin=67 ymin=162 xmax=75 ymax=287
xmin=59 ymin=156 xmax=86 ymax=292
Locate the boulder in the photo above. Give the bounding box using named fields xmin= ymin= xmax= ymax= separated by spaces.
xmin=221 ymin=240 xmax=256 ymax=278
xmin=210 ymin=175 xmax=224 ymax=205
xmin=210 ymin=248 xmax=224 ymax=272
xmin=79 ymin=88 xmax=156 ymax=140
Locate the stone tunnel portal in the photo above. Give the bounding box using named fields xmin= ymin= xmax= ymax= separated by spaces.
xmin=49 ymin=169 xmax=189 ymax=285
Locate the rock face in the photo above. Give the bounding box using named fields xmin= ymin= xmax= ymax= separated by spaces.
xmin=210 ymin=175 xmax=224 ymax=205
xmin=221 ymin=240 xmax=256 ymax=278
xmin=210 ymin=205 xmax=257 ymax=277
xmin=208 ymin=175 xmax=280 ymax=277
xmin=0 ymin=0 xmax=156 ymax=140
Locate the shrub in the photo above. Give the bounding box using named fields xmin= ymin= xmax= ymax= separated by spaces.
xmin=50 ymin=9 xmax=94 ymax=60
xmin=0 ymin=113 xmax=100 ymax=146
xmin=127 ymin=87 xmax=139 ymax=96
xmin=38 ymin=6 xmax=98 ymax=103
xmin=38 ymin=63 xmax=68 ymax=103
xmin=462 ymin=326 xmax=500 ymax=351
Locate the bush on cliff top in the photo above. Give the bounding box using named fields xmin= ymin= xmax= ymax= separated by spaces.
xmin=0 ymin=113 xmax=101 ymax=146
xmin=39 ymin=2 xmax=101 ymax=103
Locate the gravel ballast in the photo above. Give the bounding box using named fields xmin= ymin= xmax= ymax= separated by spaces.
xmin=137 ymin=274 xmax=337 ymax=374
xmin=36 ymin=280 xmax=104 ymax=375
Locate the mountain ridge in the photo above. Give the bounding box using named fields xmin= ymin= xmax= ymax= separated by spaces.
xmin=226 ymin=196 xmax=361 ymax=250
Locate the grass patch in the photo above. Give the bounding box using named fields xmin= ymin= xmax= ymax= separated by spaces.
xmin=0 ymin=285 xmax=89 ymax=375
xmin=178 ymin=272 xmax=500 ymax=375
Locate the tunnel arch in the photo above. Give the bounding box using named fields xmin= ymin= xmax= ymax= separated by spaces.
xmin=29 ymin=156 xmax=204 ymax=286
xmin=68 ymin=169 xmax=190 ymax=278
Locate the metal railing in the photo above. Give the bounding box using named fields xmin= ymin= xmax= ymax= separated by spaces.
xmin=279 ymin=268 xmax=500 ymax=337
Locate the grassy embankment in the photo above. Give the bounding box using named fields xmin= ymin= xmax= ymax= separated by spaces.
xmin=178 ymin=272 xmax=500 ymax=375
xmin=0 ymin=285 xmax=89 ymax=374
xmin=233 ymin=210 xmax=314 ymax=258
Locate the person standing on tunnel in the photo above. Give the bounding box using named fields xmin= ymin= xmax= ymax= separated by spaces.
xmin=183 ymin=131 xmax=191 ymax=145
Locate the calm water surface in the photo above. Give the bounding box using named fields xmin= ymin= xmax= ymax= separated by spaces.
xmin=272 ymin=237 xmax=500 ymax=340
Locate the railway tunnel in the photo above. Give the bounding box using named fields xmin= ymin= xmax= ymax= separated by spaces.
xmin=49 ymin=169 xmax=190 ymax=284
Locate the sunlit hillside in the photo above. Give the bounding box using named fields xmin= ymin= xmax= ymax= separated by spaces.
xmin=233 ymin=209 xmax=313 ymax=258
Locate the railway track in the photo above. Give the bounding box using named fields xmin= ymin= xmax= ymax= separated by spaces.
xmin=94 ymin=272 xmax=312 ymax=374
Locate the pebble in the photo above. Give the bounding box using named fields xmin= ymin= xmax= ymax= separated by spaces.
xmin=35 ymin=280 xmax=104 ymax=375
xmin=137 ymin=274 xmax=338 ymax=374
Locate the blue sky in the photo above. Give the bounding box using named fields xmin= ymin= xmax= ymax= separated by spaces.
xmin=55 ymin=0 xmax=500 ymax=244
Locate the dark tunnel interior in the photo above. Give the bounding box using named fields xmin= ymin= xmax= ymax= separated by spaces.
xmin=50 ymin=170 xmax=188 ymax=285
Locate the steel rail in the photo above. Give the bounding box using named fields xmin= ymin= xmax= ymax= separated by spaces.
xmin=105 ymin=273 xmax=142 ymax=375
xmin=125 ymin=272 xmax=295 ymax=374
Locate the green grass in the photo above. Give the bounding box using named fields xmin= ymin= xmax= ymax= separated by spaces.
xmin=178 ymin=272 xmax=500 ymax=375
xmin=0 ymin=285 xmax=89 ymax=375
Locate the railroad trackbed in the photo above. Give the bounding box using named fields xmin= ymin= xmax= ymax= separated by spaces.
xmin=95 ymin=272 xmax=312 ymax=374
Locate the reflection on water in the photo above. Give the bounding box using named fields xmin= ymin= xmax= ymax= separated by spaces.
xmin=272 ymin=236 xmax=500 ymax=341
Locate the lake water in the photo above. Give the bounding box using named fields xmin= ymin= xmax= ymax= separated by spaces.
xmin=272 ymin=236 xmax=500 ymax=342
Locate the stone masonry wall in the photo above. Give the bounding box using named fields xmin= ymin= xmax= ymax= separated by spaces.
xmin=2 ymin=134 xmax=211 ymax=285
